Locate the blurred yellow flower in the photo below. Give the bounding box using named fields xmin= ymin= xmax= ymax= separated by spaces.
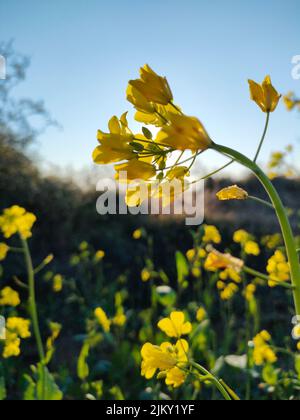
xmin=196 ymin=307 xmax=207 ymax=323
xmin=133 ymin=229 xmax=143 ymax=240
xmin=202 ymin=225 xmax=221 ymax=244
xmin=233 ymin=229 xmax=250 ymax=244
xmin=267 ymin=250 xmax=290 ymax=287
xmin=0 ymin=287 xmax=20 ymax=307
xmin=94 ymin=307 xmax=111 ymax=332
xmin=204 ymin=249 xmax=244 ymax=273
xmin=248 ymin=76 xmax=281 ymax=113
xmin=217 ymin=185 xmax=248 ymax=201
xmin=253 ymin=330 xmax=277 ymax=366
xmin=141 ymin=268 xmax=151 ymax=282
xmin=128 ymin=64 xmax=173 ymax=106
xmin=53 ymin=274 xmax=63 ymax=293
xmin=0 ymin=243 xmax=9 ymax=261
xmin=112 ymin=312 xmax=127 ymax=327
xmin=219 ymin=267 xmax=242 ymax=283
xmin=95 ymin=250 xmax=105 ymax=262
xmin=156 ymin=113 xmax=211 ymax=152
xmin=0 ymin=206 xmax=36 ymax=240
xmin=244 ymin=241 xmax=260 ymax=256
xmin=220 ymin=283 xmax=239 ymax=301
xmin=3 ymin=317 xmax=31 ymax=358
xmin=244 ymin=284 xmax=256 ymax=302
xmin=158 ymin=311 xmax=192 ymax=338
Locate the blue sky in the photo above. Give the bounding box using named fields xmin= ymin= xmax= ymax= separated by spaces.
xmin=0 ymin=0 xmax=300 ymax=176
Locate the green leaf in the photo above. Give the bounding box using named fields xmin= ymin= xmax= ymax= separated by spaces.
xmin=142 ymin=127 xmax=153 ymax=140
xmin=262 ymin=364 xmax=278 ymax=386
xmin=23 ymin=366 xmax=63 ymax=401
xmin=295 ymin=354 xmax=300 ymax=379
xmin=77 ymin=342 xmax=90 ymax=380
xmin=176 ymin=251 xmax=189 ymax=286
xmin=0 ymin=375 xmax=6 ymax=401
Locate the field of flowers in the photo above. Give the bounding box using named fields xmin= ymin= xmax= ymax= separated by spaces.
xmin=1 ymin=65 xmax=300 ymax=401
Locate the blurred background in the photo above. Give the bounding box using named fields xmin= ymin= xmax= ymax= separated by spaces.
xmin=0 ymin=0 xmax=300 ymax=400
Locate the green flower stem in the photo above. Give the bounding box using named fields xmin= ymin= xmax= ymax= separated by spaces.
xmin=212 ymin=143 xmax=300 ymax=316
xmin=248 ymin=195 xmax=274 ymax=210
xmin=254 ymin=112 xmax=270 ymax=163
xmin=190 ymin=361 xmax=233 ymax=401
xmin=21 ymin=237 xmax=46 ymax=399
xmin=243 ymin=265 xmax=294 ymax=289
xmin=191 ymin=159 xmax=235 ymax=185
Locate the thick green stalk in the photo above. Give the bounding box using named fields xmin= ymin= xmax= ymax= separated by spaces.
xmin=211 ymin=143 xmax=300 ymax=315
xmin=21 ymin=237 xmax=46 ymax=399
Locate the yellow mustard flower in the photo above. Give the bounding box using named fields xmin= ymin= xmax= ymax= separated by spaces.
xmin=261 ymin=233 xmax=282 ymax=250
xmin=216 ymin=185 xmax=248 ymax=201
xmin=283 ymin=92 xmax=300 ymax=111
xmin=112 ymin=311 xmax=127 ymax=327
xmin=292 ymin=324 xmax=300 ymax=340
xmin=141 ymin=268 xmax=151 ymax=282
xmin=233 ymin=229 xmax=250 ymax=245
xmin=3 ymin=317 xmax=31 ymax=358
xmin=244 ymin=284 xmax=256 ymax=302
xmin=0 ymin=206 xmax=36 ymax=240
xmin=248 ymin=76 xmax=281 ymax=113
xmin=156 ymin=113 xmax=211 ymax=152
xmin=191 ymin=267 xmax=201 ymax=278
xmin=133 ymin=229 xmax=143 ymax=240
xmin=53 ymin=274 xmax=63 ymax=293
xmin=165 ymin=366 xmax=186 ymax=388
xmin=141 ymin=339 xmax=188 ymax=386
xmin=93 ymin=114 xmax=135 ymax=164
xmin=166 ymin=166 xmax=190 ymax=181
xmin=0 ymin=243 xmax=9 ymax=261
xmin=204 ymin=249 xmax=244 ymax=273
xmin=6 ymin=317 xmax=31 ymax=338
xmin=220 ymin=283 xmax=239 ymax=301
xmin=0 ymin=287 xmax=20 ymax=307
xmin=95 ymin=250 xmax=105 ymax=262
xmin=244 ymin=241 xmax=260 ymax=256
xmin=115 ymin=159 xmax=156 ymax=182
xmin=158 ymin=311 xmax=192 ymax=338
xmin=196 ymin=307 xmax=207 ymax=323
xmin=128 ymin=64 xmax=173 ymax=106
xmin=219 ymin=267 xmax=242 ymax=283
xmin=266 ymin=250 xmax=290 ymax=287
xmin=202 ymin=225 xmax=221 ymax=244
xmin=3 ymin=332 xmax=21 ymax=358
xmin=252 ymin=330 xmax=277 ymax=366
xmin=94 ymin=307 xmax=111 ymax=332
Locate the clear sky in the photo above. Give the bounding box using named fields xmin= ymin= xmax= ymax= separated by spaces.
xmin=1 ymin=0 xmax=300 ymax=177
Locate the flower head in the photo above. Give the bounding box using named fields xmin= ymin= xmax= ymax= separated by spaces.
xmin=252 ymin=330 xmax=277 ymax=366
xmin=266 ymin=250 xmax=290 ymax=287
xmin=94 ymin=307 xmax=111 ymax=332
xmin=202 ymin=225 xmax=221 ymax=244
xmin=156 ymin=113 xmax=211 ymax=152
xmin=128 ymin=64 xmax=173 ymax=106
xmin=204 ymin=248 xmax=244 ymax=273
xmin=0 ymin=243 xmax=9 ymax=261
xmin=248 ymin=76 xmax=281 ymax=113
xmin=0 ymin=206 xmax=36 ymax=240
xmin=115 ymin=159 xmax=156 ymax=182
xmin=158 ymin=311 xmax=192 ymax=338
xmin=217 ymin=185 xmax=248 ymax=201
xmin=93 ymin=114 xmax=135 ymax=164
xmin=0 ymin=287 xmax=20 ymax=307
xmin=141 ymin=339 xmax=188 ymax=384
